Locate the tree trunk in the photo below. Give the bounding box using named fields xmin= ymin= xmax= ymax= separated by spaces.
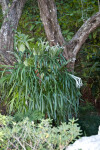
xmin=0 ymin=0 xmax=26 ymax=65
xmin=37 ymin=0 xmax=65 ymax=46
xmin=38 ymin=0 xmax=100 ymax=71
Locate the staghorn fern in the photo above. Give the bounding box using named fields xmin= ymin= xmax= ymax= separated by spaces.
xmin=0 ymin=40 xmax=82 ymax=123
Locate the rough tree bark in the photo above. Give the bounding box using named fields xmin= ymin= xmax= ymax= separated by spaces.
xmin=0 ymin=0 xmax=26 ymax=65
xmin=37 ymin=0 xmax=100 ymax=71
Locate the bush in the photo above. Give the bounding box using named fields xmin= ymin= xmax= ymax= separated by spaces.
xmin=78 ymin=114 xmax=100 ymax=136
xmin=0 ymin=114 xmax=81 ymax=150
xmin=78 ymin=103 xmax=100 ymax=136
xmin=0 ymin=39 xmax=82 ymax=123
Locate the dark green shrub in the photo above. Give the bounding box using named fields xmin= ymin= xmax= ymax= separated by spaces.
xmin=78 ymin=114 xmax=100 ymax=136
xmin=78 ymin=103 xmax=100 ymax=136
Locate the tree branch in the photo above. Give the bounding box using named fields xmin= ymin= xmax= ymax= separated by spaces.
xmin=0 ymin=0 xmax=9 ymax=15
xmin=70 ymin=12 xmax=100 ymax=56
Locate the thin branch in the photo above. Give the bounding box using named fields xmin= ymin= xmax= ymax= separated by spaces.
xmin=13 ymin=136 xmax=26 ymax=150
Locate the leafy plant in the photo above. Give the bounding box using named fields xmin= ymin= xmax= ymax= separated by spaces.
xmin=0 ymin=114 xmax=81 ymax=150
xmin=14 ymin=31 xmax=34 ymax=52
xmin=0 ymin=40 xmax=82 ymax=123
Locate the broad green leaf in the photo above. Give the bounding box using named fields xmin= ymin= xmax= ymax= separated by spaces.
xmin=18 ymin=44 xmax=25 ymax=52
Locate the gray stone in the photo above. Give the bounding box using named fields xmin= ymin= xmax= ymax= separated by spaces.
xmin=66 ymin=135 xmax=100 ymax=150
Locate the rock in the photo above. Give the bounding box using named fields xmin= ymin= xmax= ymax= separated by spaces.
xmin=66 ymin=135 xmax=100 ymax=150
xmin=98 ymin=126 xmax=100 ymax=135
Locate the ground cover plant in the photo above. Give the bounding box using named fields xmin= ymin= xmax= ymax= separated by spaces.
xmin=0 ymin=114 xmax=81 ymax=150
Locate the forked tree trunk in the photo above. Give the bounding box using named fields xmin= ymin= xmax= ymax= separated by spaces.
xmin=38 ymin=0 xmax=100 ymax=71
xmin=0 ymin=0 xmax=26 ymax=65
